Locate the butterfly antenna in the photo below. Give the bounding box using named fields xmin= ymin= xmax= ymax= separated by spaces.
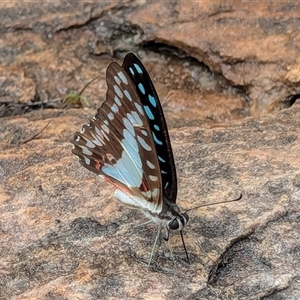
xmin=184 ymin=193 xmax=242 ymax=214
xmin=77 ymin=75 xmax=102 ymax=96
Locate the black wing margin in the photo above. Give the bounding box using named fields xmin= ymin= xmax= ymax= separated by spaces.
xmin=122 ymin=53 xmax=178 ymax=203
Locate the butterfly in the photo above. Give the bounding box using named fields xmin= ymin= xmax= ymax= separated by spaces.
xmin=71 ymin=53 xmax=189 ymax=266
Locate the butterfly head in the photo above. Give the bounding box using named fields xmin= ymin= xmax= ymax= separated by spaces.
xmin=167 ymin=212 xmax=189 ymax=231
xmin=161 ymin=197 xmax=189 ymax=231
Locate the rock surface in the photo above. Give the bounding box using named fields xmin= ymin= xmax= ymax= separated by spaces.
xmin=1 ymin=1 xmax=300 ymax=300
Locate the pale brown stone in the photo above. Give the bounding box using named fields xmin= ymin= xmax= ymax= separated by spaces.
xmin=1 ymin=1 xmax=300 ymax=300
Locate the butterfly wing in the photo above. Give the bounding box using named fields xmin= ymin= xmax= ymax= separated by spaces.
xmin=122 ymin=53 xmax=178 ymax=203
xmin=71 ymin=61 xmax=163 ymax=214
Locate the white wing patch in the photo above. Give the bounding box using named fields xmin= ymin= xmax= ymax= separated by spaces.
xmin=114 ymin=189 xmax=162 ymax=213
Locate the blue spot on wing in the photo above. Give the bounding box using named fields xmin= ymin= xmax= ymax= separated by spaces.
xmin=152 ymin=132 xmax=163 ymax=145
xmin=123 ymin=129 xmax=139 ymax=154
xmin=118 ymin=71 xmax=128 ymax=84
xmin=122 ymin=139 xmax=142 ymax=170
xmin=138 ymin=83 xmax=145 ymax=95
xmin=102 ymin=129 xmax=143 ymax=187
xmin=144 ymin=105 xmax=154 ymax=120
xmin=158 ymin=156 xmax=166 ymax=163
xmin=102 ymin=166 xmax=124 ymax=183
xmin=102 ymin=151 xmax=141 ymax=187
xmin=124 ymin=90 xmax=132 ymax=101
xmin=134 ymin=63 xmax=143 ymax=74
xmin=114 ymin=75 xmax=121 ymax=85
xmin=129 ymin=67 xmax=134 ymax=75
xmin=154 ymin=124 xmax=160 ymax=131
xmin=148 ymin=95 xmax=156 ymax=107
xmin=123 ymin=119 xmax=135 ymax=136
xmin=114 ymin=85 xmax=123 ymax=98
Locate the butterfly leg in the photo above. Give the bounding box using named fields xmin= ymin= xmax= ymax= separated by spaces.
xmin=180 ymin=230 xmax=189 ymax=263
xmin=164 ymin=227 xmax=170 ymax=241
xmin=166 ymin=237 xmax=176 ymax=267
xmin=127 ymin=220 xmax=153 ymax=236
xmin=148 ymin=224 xmax=162 ymax=267
xmin=164 ymin=228 xmax=189 ymax=264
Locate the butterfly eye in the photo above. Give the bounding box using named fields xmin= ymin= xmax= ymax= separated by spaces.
xmin=168 ymin=218 xmax=179 ymax=230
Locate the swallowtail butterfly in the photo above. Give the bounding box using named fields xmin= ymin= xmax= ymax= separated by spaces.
xmin=71 ymin=53 xmax=189 ymax=265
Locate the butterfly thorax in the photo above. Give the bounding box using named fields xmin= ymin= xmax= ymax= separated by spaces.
xmin=140 ymin=196 xmax=189 ymax=231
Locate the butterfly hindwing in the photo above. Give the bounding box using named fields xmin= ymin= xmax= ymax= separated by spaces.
xmin=122 ymin=53 xmax=178 ymax=203
xmin=71 ymin=61 xmax=163 ymax=213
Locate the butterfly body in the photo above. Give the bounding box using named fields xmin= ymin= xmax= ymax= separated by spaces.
xmin=71 ymin=53 xmax=189 ymax=264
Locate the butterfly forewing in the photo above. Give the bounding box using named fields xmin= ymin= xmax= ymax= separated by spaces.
xmin=71 ymin=61 xmax=163 ymax=213
xmin=122 ymin=53 xmax=178 ymax=203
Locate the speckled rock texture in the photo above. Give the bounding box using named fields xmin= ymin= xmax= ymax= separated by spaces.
xmin=1 ymin=2 xmax=300 ymax=300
